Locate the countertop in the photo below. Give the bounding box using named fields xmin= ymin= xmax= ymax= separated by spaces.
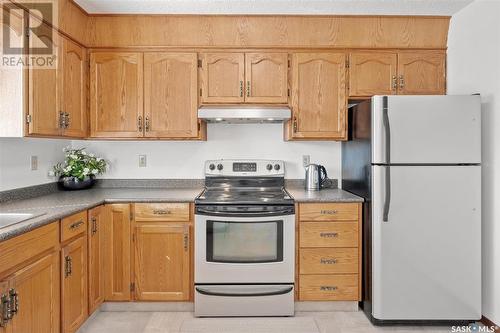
xmin=0 ymin=186 xmax=363 ymax=242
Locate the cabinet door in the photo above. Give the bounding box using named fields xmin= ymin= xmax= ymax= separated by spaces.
xmin=398 ymin=52 xmax=446 ymax=95
xmin=90 ymin=52 xmax=143 ymax=138
xmin=289 ymin=53 xmax=347 ymax=140
xmin=201 ymin=53 xmax=244 ymax=103
xmin=60 ymin=37 xmax=87 ymax=138
xmin=134 ymin=223 xmax=190 ymax=301
xmin=245 ymin=53 xmax=288 ymax=103
xmin=61 ymin=237 xmax=88 ymax=333
xmin=8 ymin=252 xmax=60 ymax=333
xmin=103 ymin=204 xmax=131 ymax=301
xmin=349 ymin=52 xmax=397 ymax=97
xmin=88 ymin=206 xmax=104 ymax=315
xmin=144 ymin=53 xmax=199 ymax=138
xmin=27 ymin=22 xmax=61 ymax=136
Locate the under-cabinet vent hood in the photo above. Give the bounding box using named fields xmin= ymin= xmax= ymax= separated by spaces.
xmin=198 ymin=106 xmax=291 ymax=124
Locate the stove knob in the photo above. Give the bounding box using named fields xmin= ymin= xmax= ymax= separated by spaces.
xmin=217 ymin=164 xmax=224 ymax=171
xmin=266 ymin=164 xmax=273 ymax=171
xmin=209 ymin=163 xmax=216 ymax=171
xmin=274 ymin=164 xmax=281 ymax=171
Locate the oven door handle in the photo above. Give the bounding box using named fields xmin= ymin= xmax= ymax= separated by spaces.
xmin=195 ymin=286 xmax=293 ymax=297
xmin=195 ymin=207 xmax=294 ymax=217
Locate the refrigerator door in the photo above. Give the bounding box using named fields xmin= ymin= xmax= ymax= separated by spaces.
xmin=372 ymin=165 xmax=481 ymax=320
xmin=372 ymin=95 xmax=481 ymax=164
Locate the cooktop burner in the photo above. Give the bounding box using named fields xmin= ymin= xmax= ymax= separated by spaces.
xmin=195 ymin=188 xmax=293 ymax=205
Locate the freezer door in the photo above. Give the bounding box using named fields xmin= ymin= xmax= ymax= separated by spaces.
xmin=371 ymin=165 xmax=481 ymax=320
xmin=372 ymin=95 xmax=481 ymax=164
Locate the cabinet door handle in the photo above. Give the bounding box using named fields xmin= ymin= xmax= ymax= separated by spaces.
xmin=246 ymin=81 xmax=251 ymax=97
xmin=0 ymin=293 xmax=11 ymax=327
xmin=183 ymin=225 xmax=189 ymax=252
xmin=239 ymin=81 xmax=243 ymax=97
xmin=91 ymin=217 xmax=97 ymax=235
xmin=59 ymin=111 xmax=65 ymax=129
xmin=399 ymin=75 xmax=405 ymax=90
xmin=145 ymin=116 xmax=150 ymax=132
xmin=293 ymin=116 xmax=298 ymax=133
xmin=65 ymin=112 xmax=70 ymax=129
xmin=392 ymin=75 xmax=397 ymax=91
xmin=138 ymin=116 xmax=143 ymax=132
xmin=69 ymin=220 xmax=84 ymax=230
xmin=8 ymin=289 xmax=18 ymax=316
xmin=64 ymin=256 xmax=72 ymax=278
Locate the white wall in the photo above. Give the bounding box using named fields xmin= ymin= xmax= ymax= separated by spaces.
xmin=448 ymin=0 xmax=500 ymax=324
xmin=73 ymin=124 xmax=341 ymax=180
xmin=0 ymin=138 xmax=70 ymax=191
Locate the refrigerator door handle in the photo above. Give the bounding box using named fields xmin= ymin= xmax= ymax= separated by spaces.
xmin=383 ymin=166 xmax=391 ymax=222
xmin=382 ymin=96 xmax=391 ymax=164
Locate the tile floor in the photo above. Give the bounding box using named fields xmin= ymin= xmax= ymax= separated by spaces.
xmin=77 ymin=310 xmax=478 ymax=333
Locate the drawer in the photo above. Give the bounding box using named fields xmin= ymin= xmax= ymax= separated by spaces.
xmin=61 ymin=211 xmax=87 ymax=242
xmin=0 ymin=223 xmax=59 ymax=277
xmin=299 ymin=203 xmax=359 ymax=222
xmin=299 ymin=274 xmax=358 ymax=301
xmin=300 ymin=222 xmax=358 ymax=248
xmin=135 ymin=203 xmax=190 ymax=222
xmin=300 ymin=248 xmax=358 ymax=274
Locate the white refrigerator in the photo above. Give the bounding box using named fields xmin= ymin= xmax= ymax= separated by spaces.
xmin=342 ymin=95 xmax=481 ymax=324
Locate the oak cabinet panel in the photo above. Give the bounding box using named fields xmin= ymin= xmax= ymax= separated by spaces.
xmin=349 ymin=52 xmax=398 ymax=97
xmin=134 ymin=223 xmax=190 ymax=301
xmin=103 ymin=204 xmax=131 ymax=301
xmin=398 ymin=52 xmax=446 ymax=95
xmin=60 ymin=38 xmax=87 ymax=138
xmin=7 ymin=252 xmax=60 ymax=333
xmin=201 ymin=53 xmax=245 ymax=103
xmin=144 ymin=53 xmax=199 ymax=138
xmin=288 ymin=53 xmax=347 ymax=140
xmin=88 ymin=206 xmax=105 ymax=315
xmin=245 ymin=53 xmax=288 ymax=103
xmin=90 ymin=52 xmax=143 ymax=138
xmin=61 ymin=236 xmax=88 ymax=333
xmin=299 ymin=274 xmax=358 ymax=301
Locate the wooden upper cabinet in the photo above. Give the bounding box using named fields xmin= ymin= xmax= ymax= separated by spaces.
xmin=8 ymin=252 xmax=60 ymax=333
xmin=60 ymin=38 xmax=87 ymax=138
xmin=88 ymin=206 xmax=105 ymax=315
xmin=144 ymin=53 xmax=199 ymax=138
xmin=398 ymin=51 xmax=446 ymax=95
xmin=201 ymin=53 xmax=245 ymax=103
xmin=61 ymin=236 xmax=88 ymax=333
xmin=103 ymin=204 xmax=131 ymax=301
xmin=288 ymin=53 xmax=347 ymax=140
xmin=134 ymin=223 xmax=190 ymax=301
xmin=245 ymin=53 xmax=288 ymax=103
xmin=27 ymin=22 xmax=61 ymax=136
xmin=90 ymin=52 xmax=144 ymax=138
xmin=349 ymin=52 xmax=398 ymax=97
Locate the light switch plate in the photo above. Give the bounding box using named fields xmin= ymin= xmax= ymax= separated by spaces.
xmin=30 ymin=155 xmax=38 ymax=170
xmin=139 ymin=155 xmax=147 ymax=168
xmin=302 ymin=155 xmax=310 ymax=167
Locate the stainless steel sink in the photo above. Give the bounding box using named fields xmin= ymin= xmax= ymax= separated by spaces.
xmin=0 ymin=213 xmax=46 ymax=229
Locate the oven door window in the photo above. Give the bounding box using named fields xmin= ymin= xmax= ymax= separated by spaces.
xmin=206 ymin=220 xmax=283 ymax=263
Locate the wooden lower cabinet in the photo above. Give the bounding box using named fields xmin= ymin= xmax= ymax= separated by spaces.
xmin=299 ymin=274 xmax=359 ymax=301
xmin=134 ymin=223 xmax=191 ymax=301
xmin=88 ymin=207 xmax=105 ymax=314
xmin=103 ymin=204 xmax=132 ymax=301
xmin=61 ymin=236 xmax=88 ymax=333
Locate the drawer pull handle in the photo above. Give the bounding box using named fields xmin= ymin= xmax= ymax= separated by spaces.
xmin=320 ymin=258 xmax=337 ymax=265
xmin=69 ymin=220 xmax=84 ymax=230
xmin=320 ymin=232 xmax=338 ymax=238
xmin=320 ymin=210 xmax=338 ymax=215
xmin=153 ymin=209 xmax=171 ymax=215
xmin=64 ymin=256 xmax=72 ymax=278
xmin=320 ymin=286 xmax=338 ymax=291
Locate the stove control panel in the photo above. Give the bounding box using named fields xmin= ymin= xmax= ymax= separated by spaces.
xmin=205 ymin=160 xmax=285 ymax=177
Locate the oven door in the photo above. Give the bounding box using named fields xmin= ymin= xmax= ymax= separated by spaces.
xmin=195 ymin=210 xmax=295 ymax=284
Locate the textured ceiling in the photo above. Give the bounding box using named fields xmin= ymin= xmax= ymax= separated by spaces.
xmin=74 ymin=0 xmax=474 ymax=15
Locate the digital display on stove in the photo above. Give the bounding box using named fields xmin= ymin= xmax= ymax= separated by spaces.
xmin=233 ymin=162 xmax=257 ymax=172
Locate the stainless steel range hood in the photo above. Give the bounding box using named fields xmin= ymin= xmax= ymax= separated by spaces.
xmin=198 ymin=106 xmax=291 ymax=124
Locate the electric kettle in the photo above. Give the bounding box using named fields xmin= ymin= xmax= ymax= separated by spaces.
xmin=305 ymin=164 xmax=328 ymax=191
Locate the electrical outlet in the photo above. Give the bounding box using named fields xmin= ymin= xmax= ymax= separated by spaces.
xmin=48 ymin=170 xmax=55 ymax=177
xmin=30 ymin=155 xmax=38 ymax=170
xmin=302 ymin=155 xmax=310 ymax=167
xmin=139 ymin=155 xmax=147 ymax=168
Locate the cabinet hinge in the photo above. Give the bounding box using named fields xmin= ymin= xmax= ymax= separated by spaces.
xmin=130 ymin=283 xmax=135 ymax=292
xmin=287 ymin=59 xmax=291 ymax=68
xmin=346 ymin=58 xmax=350 ymax=69
xmin=197 ymin=59 xmax=202 ymax=68
xmin=287 ymin=88 xmax=290 ymax=97
xmin=26 ymin=114 xmax=32 ymax=123
xmin=199 ymin=88 xmax=202 ymax=97
xmin=25 ymin=27 xmax=30 ymax=38
xmin=198 ymin=122 xmax=200 ymax=131
xmin=130 ymin=212 xmax=133 ymax=221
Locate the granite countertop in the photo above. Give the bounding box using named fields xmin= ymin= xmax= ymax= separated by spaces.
xmin=0 ymin=186 xmax=363 ymax=242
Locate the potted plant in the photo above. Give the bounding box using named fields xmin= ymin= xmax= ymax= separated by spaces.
xmin=53 ymin=148 xmax=107 ymax=190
